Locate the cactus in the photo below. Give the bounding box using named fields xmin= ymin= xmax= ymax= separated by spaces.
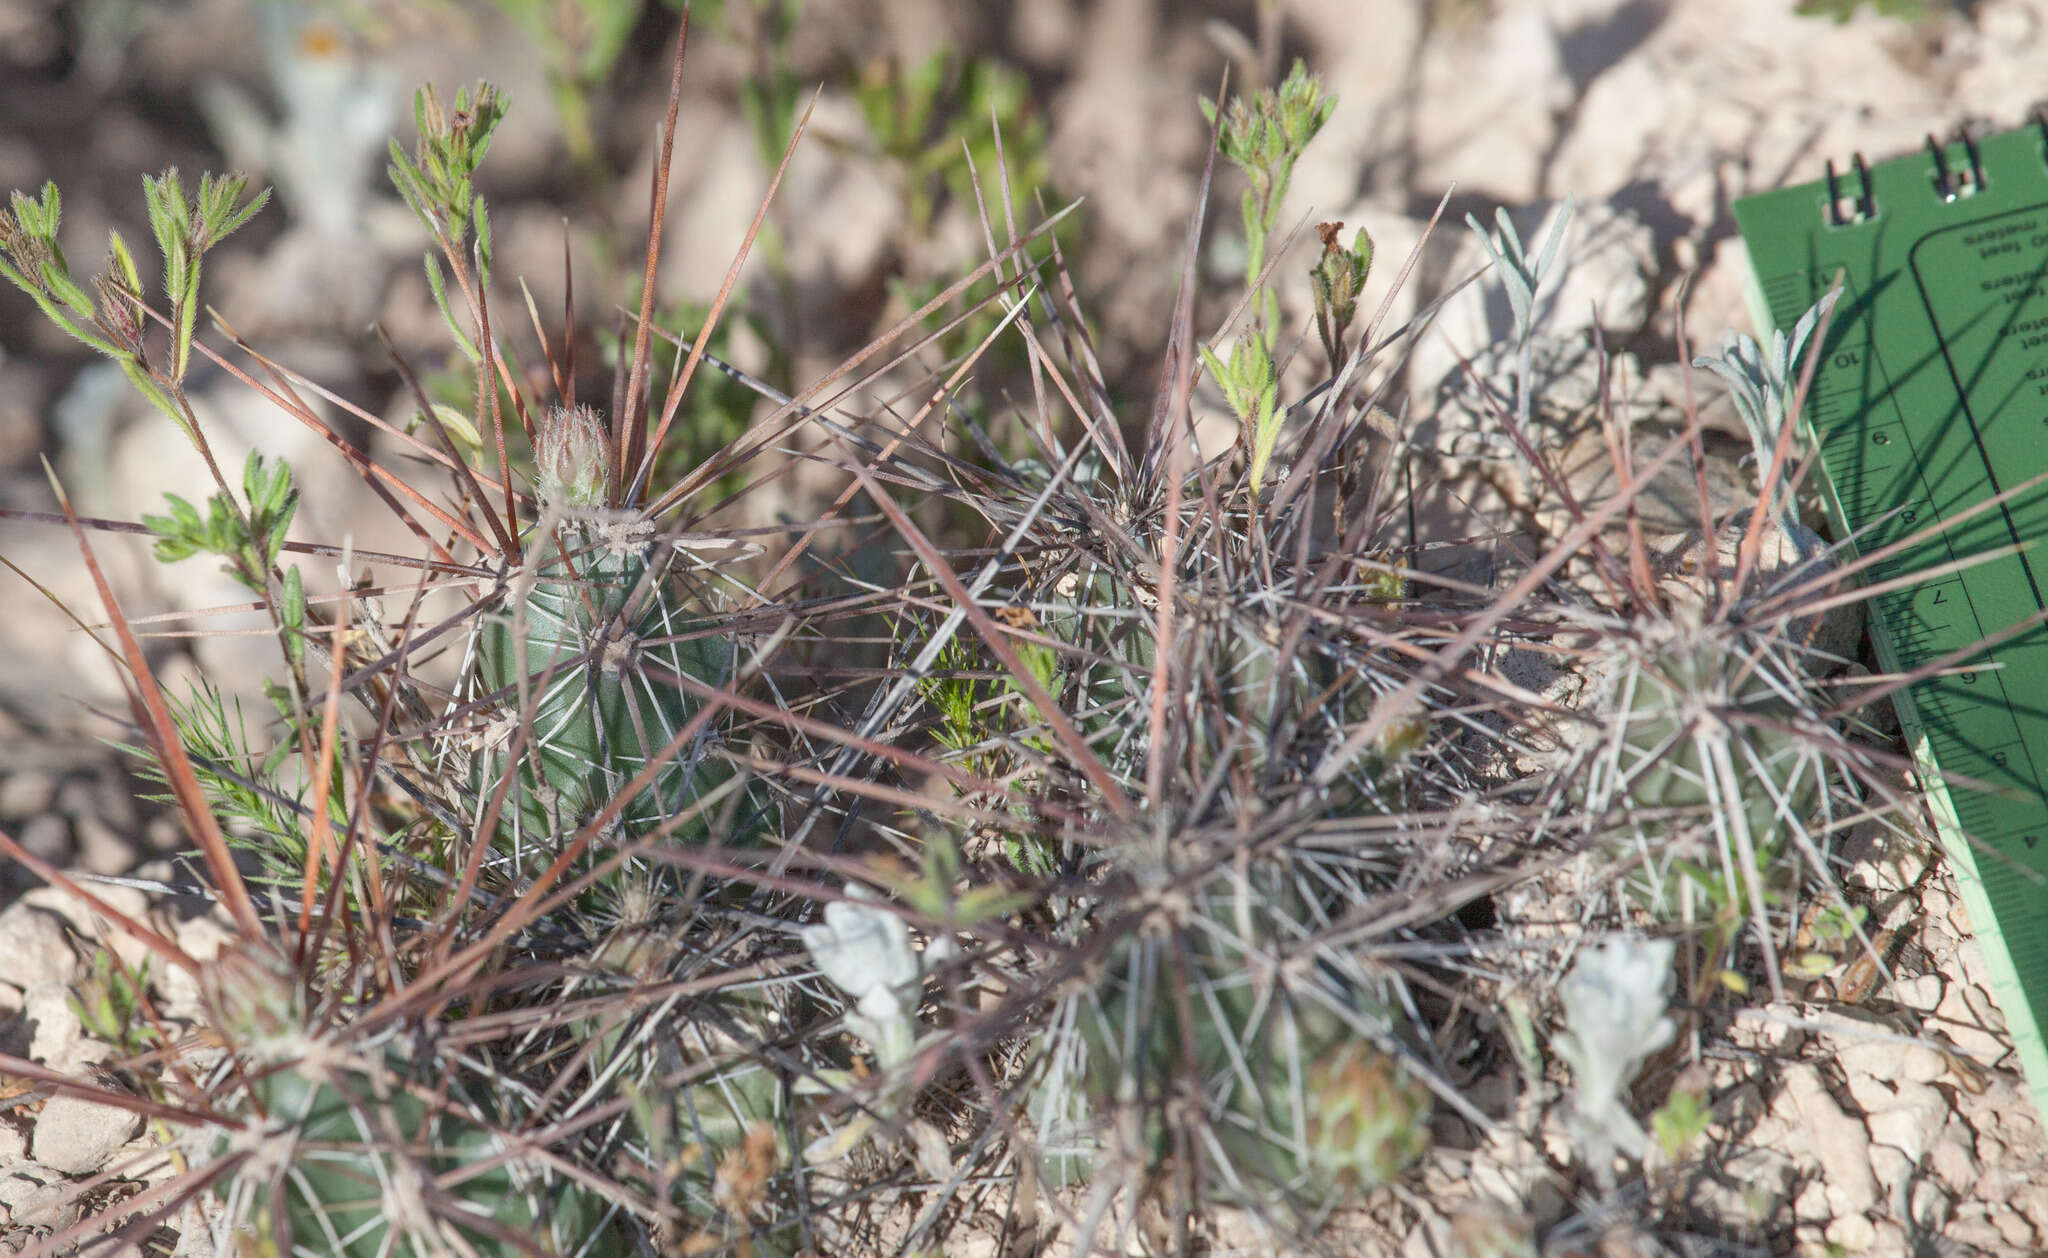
xmin=1576 ymin=604 xmax=1826 ymax=912
xmin=8 ymin=26 xmax=1949 ymax=1258
xmin=1045 ymin=873 xmax=1431 ymax=1213
xmin=1561 ymin=287 xmax=1859 ymax=993
xmin=199 ymin=945 xmax=629 ymax=1258
xmin=469 ymin=406 xmax=747 ymax=864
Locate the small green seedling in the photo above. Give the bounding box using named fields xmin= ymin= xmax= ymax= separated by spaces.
xmin=142 ymin=451 xmax=308 ymax=668
xmin=70 ymin=948 xmax=153 ymax=1056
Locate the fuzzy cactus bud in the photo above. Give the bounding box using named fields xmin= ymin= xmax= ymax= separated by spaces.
xmin=1303 ymin=1041 xmax=1431 ymax=1194
xmin=537 ymin=403 xmax=611 ymax=508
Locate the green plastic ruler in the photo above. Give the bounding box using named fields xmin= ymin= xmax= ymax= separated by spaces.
xmin=1735 ymin=117 xmax=2048 ymax=1112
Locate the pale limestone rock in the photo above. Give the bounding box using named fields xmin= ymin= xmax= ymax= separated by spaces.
xmin=153 ymin=911 xmax=235 ymax=1023
xmin=31 ymin=1087 xmax=142 ymax=1175
xmin=1993 ymin=1203 xmax=2039 ymax=1250
xmin=0 ymin=770 xmax=55 ymax=820
xmin=1910 ymin=1179 xmax=1954 ymax=1232
xmin=1947 ymin=1205 xmax=2011 ymax=1254
xmin=1865 ymin=1081 xmax=1949 ymax=1162
xmin=1899 ymin=1045 xmax=1948 ymax=1085
xmin=1863 ymin=1219 xmax=1910 ymax=1258
xmin=1892 ymin=974 xmax=1943 ymax=1015
xmin=1838 ymin=1038 xmax=1905 ymax=1087
xmin=14 ymin=814 xmax=71 ymax=872
xmin=21 ymin=981 xmax=80 ymax=1067
xmin=1919 ymin=923 xmax=1957 ymax=961
xmin=1865 ymin=1143 xmax=1913 ymax=1207
xmin=1410 ymin=3 xmax=1562 ymax=203
xmin=1783 ymin=1064 xmax=1879 ymax=1218
xmin=1930 ymin=1125 xmax=1979 ymax=1190
xmin=20 ymin=883 xmax=149 ymax=947
xmin=0 ymin=1162 xmax=80 ymax=1232
xmin=1840 ymin=1067 xmax=1895 ymax=1118
xmin=1730 ymin=1003 xmax=1801 ymax=1054
xmin=1935 ymin=978 xmax=2012 ymax=1063
xmin=1697 ymin=1144 xmax=1795 ymax=1233
xmin=1824 ymin=1211 xmax=1875 ymax=1252
xmin=1792 ymin=1175 xmax=1830 ymax=1224
xmin=0 ymin=905 xmax=75 ymax=992
xmin=1400 ymin=1209 xmax=1452 ymax=1258
xmin=1955 ymin=942 xmax=2002 ymax=1021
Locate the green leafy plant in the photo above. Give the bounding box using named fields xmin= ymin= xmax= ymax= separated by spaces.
xmin=142 ymin=450 xmax=308 ymax=668
xmin=1795 ymin=0 xmax=1933 ymax=21
xmin=1466 ymin=199 xmax=1573 ymax=428
xmin=128 ymin=678 xmax=316 ymax=879
xmin=1201 ymin=60 xmax=1335 ymax=341
xmin=387 ymin=80 xmax=506 ymax=362
xmin=1309 ymin=218 xmax=1374 ymax=371
xmin=1650 ymin=1082 xmax=1712 ymax=1161
xmin=855 ymin=49 xmax=1050 ymax=237
xmin=1198 ymin=331 xmax=1280 ymax=493
xmin=70 ymin=949 xmax=153 ymax=1056
xmin=1694 ymin=285 xmax=1843 ymax=528
xmin=855 ymin=47 xmax=1062 ymax=382
xmin=1199 ymin=61 xmax=1337 ymax=494
xmin=489 ymin=0 xmax=640 ymax=177
xmin=876 ymin=827 xmax=1032 ymax=930
xmin=1 ymin=171 xmax=266 ymax=433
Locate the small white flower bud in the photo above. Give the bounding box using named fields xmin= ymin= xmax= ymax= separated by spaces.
xmin=536 ymin=404 xmax=611 ymax=508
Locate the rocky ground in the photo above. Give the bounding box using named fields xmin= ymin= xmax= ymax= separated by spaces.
xmin=5 ymin=0 xmax=2048 ymax=1253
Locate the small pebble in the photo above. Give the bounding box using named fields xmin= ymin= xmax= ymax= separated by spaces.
xmin=0 ymin=770 xmax=55 ymax=820
xmin=1838 ymin=1039 xmax=1904 ymax=1087
xmin=1993 ymin=1203 xmax=2039 ymax=1249
xmin=1909 ymin=1179 xmax=1953 ymax=1231
xmin=16 ymin=812 xmax=72 ymax=866
xmin=1931 ymin=1127 xmax=1979 ymax=1189
xmin=0 ymin=1164 xmax=81 ymax=1232
xmin=1785 ymin=1065 xmax=1880 ymax=1217
xmin=1793 ymin=1176 xmax=1831 ymax=1224
xmin=1867 ymin=1081 xmax=1948 ymax=1160
xmin=1824 ymin=1212 xmax=1876 ymax=1251
xmin=21 ymin=980 xmax=80 ymax=1066
xmin=31 ymin=1086 xmax=142 ymax=1174
xmin=0 ymin=904 xmax=76 ymax=990
xmin=74 ymin=814 xmax=132 ymax=876
xmin=1892 ymin=972 xmax=1943 ymax=1012
xmin=1867 ymin=1143 xmax=1913 ymax=1200
xmin=1899 ymin=1044 xmax=1948 ymax=1084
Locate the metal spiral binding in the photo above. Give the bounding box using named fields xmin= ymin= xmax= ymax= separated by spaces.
xmin=1960 ymin=125 xmax=1986 ymax=192
xmin=1927 ymin=132 xmax=1957 ymax=200
xmin=1926 ymin=126 xmax=1989 ymax=202
xmin=1824 ymin=151 xmax=1876 ymax=226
